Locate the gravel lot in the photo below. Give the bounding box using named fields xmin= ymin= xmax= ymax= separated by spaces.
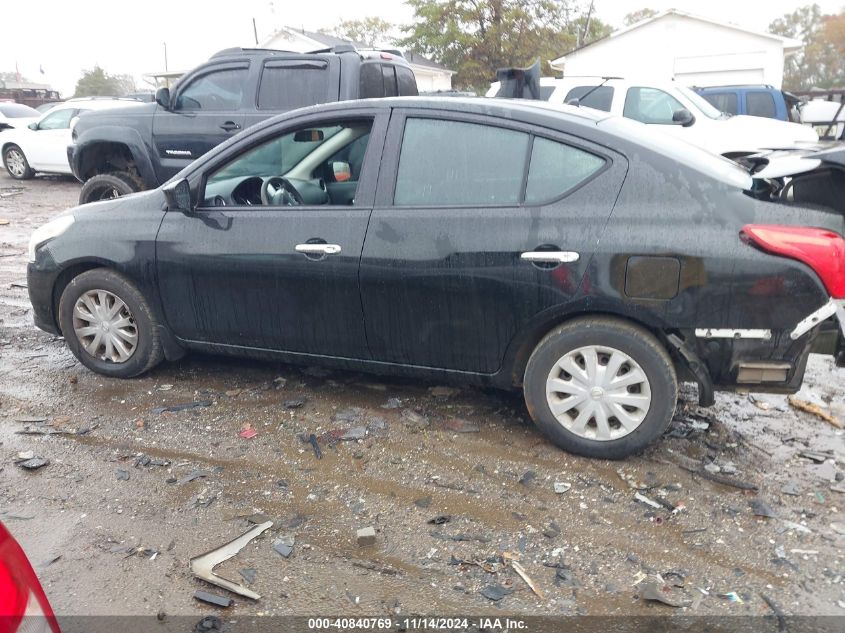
xmin=1 ymin=171 xmax=844 ymax=623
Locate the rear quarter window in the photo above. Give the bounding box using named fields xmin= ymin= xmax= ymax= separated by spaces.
xmin=746 ymin=92 xmax=776 ymax=118
xmin=701 ymin=92 xmax=738 ymax=115
xmin=396 ymin=66 xmax=419 ymax=96
xmin=564 ymin=86 xmax=614 ymax=112
xmin=258 ymin=61 xmax=331 ymax=110
xmin=525 ymin=138 xmax=606 ymax=204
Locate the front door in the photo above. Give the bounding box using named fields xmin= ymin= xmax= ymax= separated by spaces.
xmin=359 ymin=110 xmax=626 ymax=374
xmin=155 ymin=112 xmax=386 ymax=359
xmin=26 ymin=108 xmax=76 ymax=171
xmin=152 ymin=63 xmax=249 ymax=183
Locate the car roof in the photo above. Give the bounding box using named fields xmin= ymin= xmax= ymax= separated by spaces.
xmin=49 ymin=98 xmax=143 ymax=111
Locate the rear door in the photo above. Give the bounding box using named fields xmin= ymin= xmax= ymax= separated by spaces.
xmin=152 ymin=63 xmax=249 ymax=182
xmin=359 ymin=109 xmax=626 ymax=373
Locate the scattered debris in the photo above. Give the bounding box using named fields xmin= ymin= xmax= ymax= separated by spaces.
xmin=749 ymin=499 xmax=777 ymax=519
xmin=553 ymin=482 xmax=572 ymax=494
xmin=306 ymin=433 xmax=322 ymax=459
xmin=760 ymin=593 xmax=787 ymax=631
xmin=799 ymin=450 xmax=833 ymax=463
xmin=787 ymin=396 xmax=844 ymax=429
xmin=193 ymin=591 xmax=232 ymax=608
xmin=192 ymin=616 xmax=223 ymax=632
xmin=283 ymin=397 xmax=307 ymax=409
xmin=480 ymin=584 xmax=510 ymax=602
xmin=115 ymin=469 xmax=130 ymax=481
xmin=634 ymin=492 xmax=662 ymax=510
xmin=414 ymin=496 xmax=432 ymax=509
xmin=273 ymin=535 xmax=295 ymax=558
xmin=17 ymin=457 xmax=49 ymax=471
xmin=503 ymin=552 xmax=544 ymax=600
xmin=781 ymin=520 xmax=812 ymax=534
xmin=781 ymin=482 xmax=802 ymax=496
xmin=401 ymin=409 xmax=429 ymax=430
xmin=427 ymin=515 xmax=451 ymax=525
xmin=177 ymin=470 xmax=210 ymax=485
xmin=640 ymin=581 xmax=693 ymax=608
xmin=189 ymin=521 xmax=273 ymax=600
xmin=719 ymin=591 xmax=744 ymax=604
xmin=238 ymin=426 xmax=258 ymax=439
xmin=519 ymin=470 xmax=537 ymax=486
xmin=151 ymin=400 xmax=213 ymax=415
xmin=357 ymin=526 xmax=376 ymax=547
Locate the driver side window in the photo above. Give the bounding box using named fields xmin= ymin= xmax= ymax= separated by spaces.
xmin=176 ymin=67 xmax=248 ymax=111
xmin=204 ymin=119 xmax=374 ymax=207
xmin=38 ymin=108 xmax=76 ymax=130
xmin=623 ymin=87 xmax=686 ymax=124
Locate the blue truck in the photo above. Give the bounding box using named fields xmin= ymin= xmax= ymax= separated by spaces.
xmin=695 ymin=85 xmax=800 ymax=122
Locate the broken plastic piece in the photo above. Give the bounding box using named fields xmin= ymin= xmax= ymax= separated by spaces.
xmin=190 ymin=521 xmax=273 ymax=600
xmin=193 ymin=591 xmax=232 ymax=608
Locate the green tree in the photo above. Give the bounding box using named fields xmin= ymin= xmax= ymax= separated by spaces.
xmin=73 ymin=66 xmax=136 ymax=97
xmin=322 ymin=17 xmax=396 ymax=47
xmin=623 ymin=8 xmax=658 ymax=27
xmin=0 ymin=71 xmax=30 ymax=83
xmin=400 ymin=0 xmax=608 ymax=91
xmin=769 ymin=4 xmax=845 ymax=90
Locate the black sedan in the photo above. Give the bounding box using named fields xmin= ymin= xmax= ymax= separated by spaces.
xmin=26 ymin=98 xmax=845 ymax=458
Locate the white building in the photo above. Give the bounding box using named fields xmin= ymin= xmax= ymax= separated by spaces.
xmin=260 ymin=27 xmax=454 ymax=92
xmin=550 ymin=10 xmax=802 ymax=89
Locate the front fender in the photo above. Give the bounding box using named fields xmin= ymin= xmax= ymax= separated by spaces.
xmin=71 ymin=125 xmax=157 ymax=187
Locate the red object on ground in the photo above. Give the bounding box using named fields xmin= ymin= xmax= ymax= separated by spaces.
xmin=239 ymin=428 xmax=258 ymax=439
xmin=0 ymin=521 xmax=60 ymax=633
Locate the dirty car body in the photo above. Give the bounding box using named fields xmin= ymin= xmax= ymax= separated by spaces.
xmin=26 ymin=98 xmax=845 ymax=458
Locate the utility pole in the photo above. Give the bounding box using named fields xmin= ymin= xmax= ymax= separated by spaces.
xmin=253 ymin=18 xmax=259 ymax=45
xmin=580 ymin=0 xmax=594 ymax=49
xmin=163 ymin=42 xmax=169 ymax=72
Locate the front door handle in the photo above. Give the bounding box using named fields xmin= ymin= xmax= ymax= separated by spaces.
xmin=219 ymin=121 xmax=241 ymax=132
xmin=295 ymin=243 xmax=342 ymax=256
xmin=520 ymin=251 xmax=579 ymax=263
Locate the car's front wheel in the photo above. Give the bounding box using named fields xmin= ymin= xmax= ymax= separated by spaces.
xmin=58 ymin=269 xmax=163 ymax=377
xmin=3 ymin=144 xmax=34 ymax=179
xmin=78 ymin=172 xmax=142 ymax=205
xmin=523 ymin=317 xmax=678 ymax=459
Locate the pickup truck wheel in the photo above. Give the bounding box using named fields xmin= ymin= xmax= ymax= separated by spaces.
xmin=524 ymin=317 xmax=678 ymax=459
xmin=58 ymin=269 xmax=163 ymax=378
xmin=78 ymin=172 xmax=143 ymax=205
xmin=3 ymin=145 xmax=34 ymax=179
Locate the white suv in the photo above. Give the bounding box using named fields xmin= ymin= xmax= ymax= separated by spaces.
xmin=487 ymin=76 xmax=818 ymax=158
xmin=1 ymin=98 xmax=142 ymax=179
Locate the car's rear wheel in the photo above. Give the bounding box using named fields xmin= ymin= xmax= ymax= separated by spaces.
xmin=523 ymin=317 xmax=677 ymax=459
xmin=58 ymin=269 xmax=163 ymax=377
xmin=78 ymin=172 xmax=142 ymax=204
xmin=3 ymin=144 xmax=34 ymax=179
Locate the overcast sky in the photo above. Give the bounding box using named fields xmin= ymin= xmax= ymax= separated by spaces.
xmin=2 ymin=0 xmax=843 ymax=97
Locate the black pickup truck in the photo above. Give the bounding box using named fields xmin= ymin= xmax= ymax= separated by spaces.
xmin=69 ymin=46 xmax=418 ymax=203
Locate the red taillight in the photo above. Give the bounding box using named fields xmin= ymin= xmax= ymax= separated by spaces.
xmin=0 ymin=524 xmax=60 ymax=633
xmin=740 ymin=224 xmax=845 ymax=298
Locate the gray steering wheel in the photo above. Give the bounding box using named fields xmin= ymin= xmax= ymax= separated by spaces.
xmin=261 ymin=176 xmax=304 ymax=206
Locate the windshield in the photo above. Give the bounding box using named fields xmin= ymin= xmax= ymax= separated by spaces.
xmin=0 ymin=103 xmax=39 ymax=118
xmin=677 ymin=86 xmax=724 ymax=119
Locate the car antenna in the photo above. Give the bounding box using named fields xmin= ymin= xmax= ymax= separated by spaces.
xmin=565 ymin=76 xmax=621 ymax=107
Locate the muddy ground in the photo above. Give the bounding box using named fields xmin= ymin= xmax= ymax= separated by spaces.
xmin=1 ymin=172 xmax=844 ymax=624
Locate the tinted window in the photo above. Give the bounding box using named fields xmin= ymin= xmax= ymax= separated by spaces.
xmin=394 ymin=118 xmax=529 ymax=206
xmin=176 ymin=67 xmax=248 ymax=110
xmin=700 ymin=92 xmax=738 ymax=115
xmin=359 ymin=63 xmax=384 ymax=99
xmin=564 ymin=86 xmax=614 ymax=112
xmin=746 ymin=92 xmax=776 ymax=118
xmin=525 ymin=138 xmax=605 ymax=204
xmin=381 ymin=65 xmax=398 ymax=97
xmin=540 ymin=86 xmax=555 ymax=101
xmin=623 ymin=87 xmax=687 ymax=124
xmin=38 ymin=108 xmax=75 ymax=130
xmin=396 ymin=66 xmax=419 ymax=96
xmin=258 ymin=61 xmax=331 ymax=110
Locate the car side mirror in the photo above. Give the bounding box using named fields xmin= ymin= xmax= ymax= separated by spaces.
xmin=155 ymin=87 xmax=171 ymax=110
xmin=673 ymin=108 xmax=695 ymax=127
xmin=162 ymin=178 xmax=193 ymax=213
xmin=28 ymin=122 xmax=38 ymax=130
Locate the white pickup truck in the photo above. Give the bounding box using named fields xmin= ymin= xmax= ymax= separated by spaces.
xmin=488 ymin=75 xmax=819 ymax=159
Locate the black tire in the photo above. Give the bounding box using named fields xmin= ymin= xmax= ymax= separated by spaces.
xmin=58 ymin=269 xmax=163 ymax=378
xmin=523 ymin=317 xmax=677 ymax=459
xmin=78 ymin=172 xmax=143 ymax=205
xmin=3 ymin=144 xmax=34 ymax=179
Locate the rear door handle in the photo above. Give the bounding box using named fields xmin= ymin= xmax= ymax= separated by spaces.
xmin=295 ymin=243 xmax=342 ymax=255
xmin=520 ymin=251 xmax=579 ymax=263
xmin=220 ymin=121 xmax=241 ymax=132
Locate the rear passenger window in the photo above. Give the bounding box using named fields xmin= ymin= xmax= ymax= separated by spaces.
xmin=258 ymin=61 xmax=331 ymax=110
xmin=564 ymin=86 xmax=614 ymax=111
xmin=701 ymin=92 xmax=738 ymax=115
xmin=394 ymin=118 xmax=529 ymax=206
xmin=397 ymin=67 xmax=419 ymax=96
xmin=382 ymin=65 xmax=398 ymax=97
xmin=746 ymin=92 xmax=776 ymax=118
xmin=525 ymin=138 xmax=605 ymax=204
xmin=360 ymin=63 xmax=384 ymax=99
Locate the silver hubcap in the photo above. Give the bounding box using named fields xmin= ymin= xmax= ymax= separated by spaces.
xmin=6 ymin=149 xmax=25 ymax=177
xmin=546 ymin=345 xmax=651 ymax=441
xmin=72 ymin=290 xmax=138 ymax=363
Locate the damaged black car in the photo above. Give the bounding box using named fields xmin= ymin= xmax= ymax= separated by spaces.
xmin=26 ymin=97 xmax=845 ymax=458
